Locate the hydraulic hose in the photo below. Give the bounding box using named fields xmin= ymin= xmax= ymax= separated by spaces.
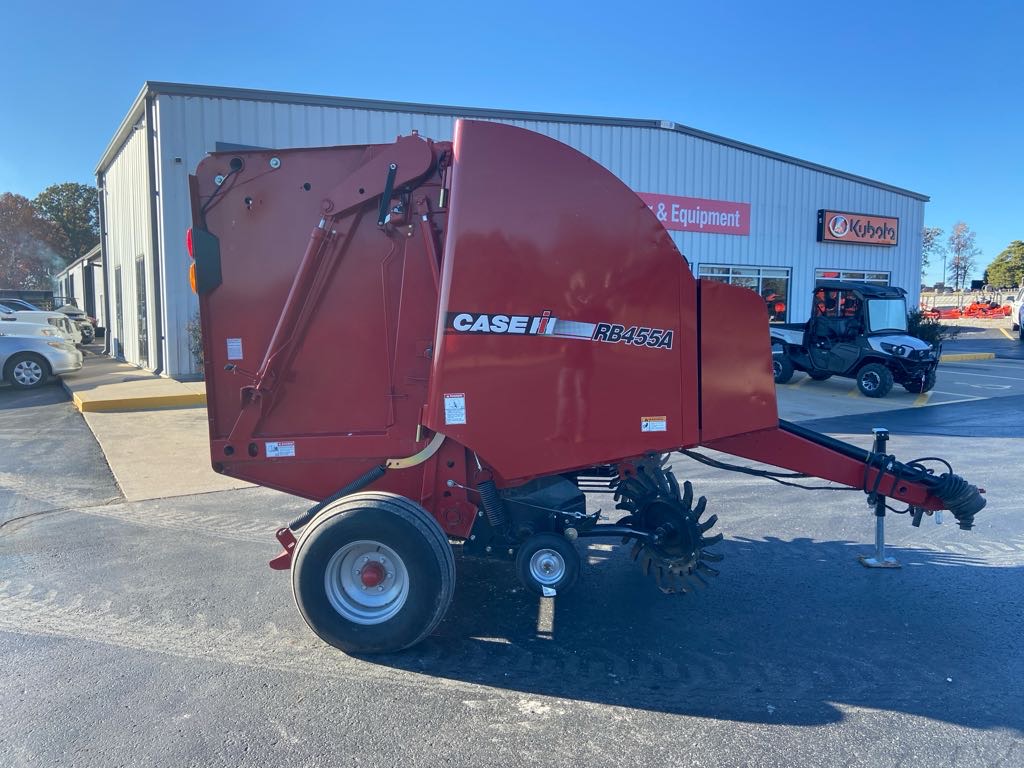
xmin=288 ymin=464 xmax=387 ymax=531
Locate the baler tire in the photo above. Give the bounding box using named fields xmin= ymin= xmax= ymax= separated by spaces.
xmin=514 ymin=534 xmax=580 ymax=596
xmin=773 ymin=355 xmax=794 ymax=384
xmin=291 ymin=492 xmax=455 ymax=655
xmin=856 ymin=362 xmax=894 ymax=398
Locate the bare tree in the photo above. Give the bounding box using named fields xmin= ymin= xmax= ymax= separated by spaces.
xmin=921 ymin=226 xmax=945 ymax=281
xmin=947 ymin=221 xmax=981 ymax=291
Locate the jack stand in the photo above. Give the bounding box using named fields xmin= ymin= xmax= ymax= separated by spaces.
xmin=859 ymin=427 xmax=901 ymax=569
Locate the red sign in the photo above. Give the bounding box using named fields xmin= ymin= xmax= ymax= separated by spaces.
xmin=817 ymin=209 xmax=898 ymax=246
xmin=638 ymin=192 xmax=751 ymax=236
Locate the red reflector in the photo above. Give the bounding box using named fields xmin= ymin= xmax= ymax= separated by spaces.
xmin=186 ymin=228 xmax=194 ymax=258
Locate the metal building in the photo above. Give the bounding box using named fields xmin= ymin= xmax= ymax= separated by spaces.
xmin=52 ymin=244 xmax=104 ymax=330
xmin=96 ymin=82 xmax=927 ymax=378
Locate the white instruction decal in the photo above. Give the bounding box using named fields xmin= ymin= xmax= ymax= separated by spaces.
xmin=444 ymin=393 xmax=466 ymax=425
xmin=265 ymin=440 xmax=295 ymax=458
xmin=641 ymin=416 xmax=667 ymax=432
xmin=226 ymin=337 xmax=244 ymax=360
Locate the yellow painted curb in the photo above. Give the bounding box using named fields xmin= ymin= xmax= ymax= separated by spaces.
xmin=71 ymin=391 xmax=207 ymax=413
xmin=939 ymin=352 xmax=996 ymax=362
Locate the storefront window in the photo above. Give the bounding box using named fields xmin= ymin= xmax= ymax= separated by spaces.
xmin=815 ymin=269 xmax=890 ymax=286
xmin=698 ymin=264 xmax=791 ymax=323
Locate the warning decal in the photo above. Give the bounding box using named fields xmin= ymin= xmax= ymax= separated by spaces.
xmin=226 ymin=337 xmax=244 ymax=360
xmin=444 ymin=393 xmax=466 ymax=425
xmin=265 ymin=440 xmax=296 ymax=458
xmin=641 ymin=416 xmax=667 ymax=432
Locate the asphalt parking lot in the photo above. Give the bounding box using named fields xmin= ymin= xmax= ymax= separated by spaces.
xmin=2 ymin=354 xmax=1023 ymax=766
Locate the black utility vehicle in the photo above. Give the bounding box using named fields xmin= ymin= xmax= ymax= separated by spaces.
xmin=770 ymin=281 xmax=939 ymax=398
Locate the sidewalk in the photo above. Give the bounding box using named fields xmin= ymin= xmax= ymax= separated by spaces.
xmin=63 ymin=350 xmax=252 ymax=501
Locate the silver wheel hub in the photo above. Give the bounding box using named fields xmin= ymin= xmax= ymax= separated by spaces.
xmin=863 ymin=372 xmax=880 ymax=390
xmin=529 ymin=548 xmax=566 ymax=586
xmin=13 ymin=360 xmax=43 ymax=386
xmin=324 ymin=540 xmax=409 ymax=625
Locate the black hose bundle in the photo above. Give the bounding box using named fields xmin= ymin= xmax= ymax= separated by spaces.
xmin=288 ymin=464 xmax=387 ymax=531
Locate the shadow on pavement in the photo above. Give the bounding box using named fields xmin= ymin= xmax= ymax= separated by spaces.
xmin=797 ymin=393 xmax=1024 ymax=437
xmin=361 ymin=536 xmax=1024 ymax=731
xmin=0 ymin=380 xmax=68 ymax=410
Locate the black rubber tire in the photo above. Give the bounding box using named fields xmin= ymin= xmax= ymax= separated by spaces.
xmin=856 ymin=362 xmax=894 ymax=398
xmin=903 ymin=370 xmax=937 ymax=394
xmin=80 ymin=327 xmax=95 ymax=344
xmin=291 ymin=491 xmax=455 ymax=655
xmin=772 ymin=355 xmax=795 ymax=384
xmin=515 ymin=533 xmax=580 ymax=596
xmin=808 ymin=371 xmax=832 ymax=381
xmin=3 ymin=352 xmax=51 ymax=390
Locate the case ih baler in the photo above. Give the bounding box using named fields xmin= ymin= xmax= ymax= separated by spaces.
xmin=188 ymin=120 xmax=985 ymax=654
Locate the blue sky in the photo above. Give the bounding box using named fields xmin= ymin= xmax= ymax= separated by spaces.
xmin=1 ymin=0 xmax=1020 ymax=284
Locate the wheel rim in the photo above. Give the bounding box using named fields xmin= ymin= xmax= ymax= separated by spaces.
xmin=528 ymin=548 xmax=566 ymax=586
xmin=13 ymin=360 xmax=43 ymax=386
xmin=323 ymin=540 xmax=409 ymax=625
xmin=772 ymin=360 xmax=782 ymax=377
xmin=862 ymin=371 xmax=880 ymax=392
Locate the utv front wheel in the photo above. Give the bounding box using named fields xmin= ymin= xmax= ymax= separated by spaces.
xmin=903 ymin=370 xmax=937 ymax=394
xmin=773 ymin=355 xmax=794 ymax=384
xmin=857 ymin=363 xmax=894 ymax=398
xmin=292 ymin=492 xmax=455 ymax=654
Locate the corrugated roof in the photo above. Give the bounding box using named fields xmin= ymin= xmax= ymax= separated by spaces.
xmin=96 ymin=81 xmax=929 ymax=201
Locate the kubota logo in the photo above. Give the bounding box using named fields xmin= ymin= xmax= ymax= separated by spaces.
xmin=828 ymin=215 xmax=850 ymax=238
xmin=819 ymin=209 xmax=899 ymax=245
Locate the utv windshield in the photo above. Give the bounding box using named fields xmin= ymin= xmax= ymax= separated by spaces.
xmin=866 ymin=298 xmax=908 ymax=332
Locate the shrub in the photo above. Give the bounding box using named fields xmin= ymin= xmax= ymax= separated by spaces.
xmin=186 ymin=310 xmax=204 ymax=374
xmin=908 ymin=309 xmax=959 ymax=347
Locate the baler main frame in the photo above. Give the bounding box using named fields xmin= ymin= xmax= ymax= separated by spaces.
xmin=190 ymin=120 xmax=984 ymax=654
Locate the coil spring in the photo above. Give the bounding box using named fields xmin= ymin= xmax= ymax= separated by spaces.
xmin=476 ymin=479 xmax=508 ymax=529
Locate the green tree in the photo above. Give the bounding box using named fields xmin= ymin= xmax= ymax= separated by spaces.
xmin=921 ymin=225 xmax=944 ymax=280
xmin=947 ymin=221 xmax=981 ymax=291
xmin=0 ymin=192 xmax=69 ymax=289
xmin=33 ymin=182 xmax=99 ymax=263
xmin=983 ymin=240 xmax=1024 ymax=289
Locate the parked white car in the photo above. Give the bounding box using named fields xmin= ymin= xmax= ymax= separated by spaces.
xmin=0 ymin=333 xmax=83 ymax=389
xmin=1008 ymin=286 xmax=1024 ymax=339
xmin=0 ymin=319 xmax=63 ymax=339
xmin=0 ymin=303 xmax=81 ymax=345
xmin=3 ymin=298 xmax=97 ymax=343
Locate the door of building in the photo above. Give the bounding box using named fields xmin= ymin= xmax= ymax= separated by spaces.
xmin=135 ymin=255 xmax=148 ymax=367
xmin=114 ymin=266 xmax=124 ymax=359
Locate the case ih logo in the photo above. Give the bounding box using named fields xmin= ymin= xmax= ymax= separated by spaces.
xmin=446 ymin=312 xmax=674 ymax=349
xmin=818 ymin=210 xmax=898 ymax=246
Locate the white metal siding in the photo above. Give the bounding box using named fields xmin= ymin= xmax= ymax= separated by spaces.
xmin=141 ymin=92 xmax=925 ymax=377
xmin=101 ymin=120 xmax=154 ymax=367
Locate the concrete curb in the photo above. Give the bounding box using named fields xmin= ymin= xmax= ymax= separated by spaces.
xmin=940 ymin=352 xmax=996 ymax=362
xmin=66 ymin=387 xmax=207 ymax=413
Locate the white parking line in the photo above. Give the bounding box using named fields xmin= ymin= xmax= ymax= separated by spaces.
xmin=943 ymin=371 xmax=1024 ymax=382
xmin=928 ymin=391 xmax=986 ymax=404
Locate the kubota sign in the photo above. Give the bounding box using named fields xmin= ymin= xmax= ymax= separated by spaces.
xmin=638 ymin=192 xmax=751 ymax=236
xmin=817 ymin=209 xmax=899 ymax=246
